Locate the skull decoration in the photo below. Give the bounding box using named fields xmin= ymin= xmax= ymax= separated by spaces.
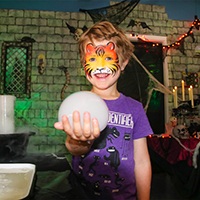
xmin=173 ymin=124 xmax=190 ymax=139
xmin=134 ymin=18 xmax=141 ymax=27
xmin=73 ymin=28 xmax=84 ymax=41
xmin=66 ymin=22 xmax=88 ymax=41
xmin=37 ymin=54 xmax=45 ymax=75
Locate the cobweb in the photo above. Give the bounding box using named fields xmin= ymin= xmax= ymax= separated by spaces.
xmin=80 ymin=0 xmax=140 ymax=25
xmin=131 ymin=53 xmax=172 ymax=112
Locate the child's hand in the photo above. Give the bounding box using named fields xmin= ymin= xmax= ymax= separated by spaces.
xmin=54 ymin=110 xmax=100 ymax=142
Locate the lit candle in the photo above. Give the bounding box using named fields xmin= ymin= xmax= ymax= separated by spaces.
xmin=190 ymin=85 xmax=194 ymax=108
xmin=175 ymin=86 xmax=178 ymax=108
xmin=182 ymin=80 xmax=185 ymax=101
xmin=188 ymin=88 xmax=191 ymax=100
xmin=173 ymin=86 xmax=178 ymax=108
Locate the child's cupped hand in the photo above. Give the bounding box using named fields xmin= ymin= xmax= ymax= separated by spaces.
xmin=54 ymin=110 xmax=100 ymax=141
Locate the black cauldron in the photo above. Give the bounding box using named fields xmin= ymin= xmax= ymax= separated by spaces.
xmin=0 ymin=132 xmax=35 ymax=159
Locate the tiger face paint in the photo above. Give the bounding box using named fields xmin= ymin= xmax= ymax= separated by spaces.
xmin=84 ymin=42 xmax=120 ymax=78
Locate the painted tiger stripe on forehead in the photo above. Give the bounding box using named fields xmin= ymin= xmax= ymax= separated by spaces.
xmin=95 ymin=47 xmax=105 ymax=57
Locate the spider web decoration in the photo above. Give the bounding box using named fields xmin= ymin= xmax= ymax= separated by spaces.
xmin=131 ymin=53 xmax=172 ymax=112
xmin=79 ymin=0 xmax=140 ymax=25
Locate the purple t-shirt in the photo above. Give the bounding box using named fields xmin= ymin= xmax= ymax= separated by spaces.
xmin=72 ymin=93 xmax=153 ymax=200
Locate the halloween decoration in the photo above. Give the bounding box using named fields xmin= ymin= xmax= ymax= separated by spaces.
xmin=164 ymin=116 xmax=177 ymax=136
xmin=65 ymin=22 xmax=88 ymax=41
xmin=79 ymin=0 xmax=140 ymax=25
xmin=182 ymin=71 xmax=199 ymax=89
xmin=37 ymin=54 xmax=45 ymax=75
xmin=188 ymin=123 xmax=200 ymax=137
xmin=173 ymin=124 xmax=189 ymax=139
xmin=65 ymin=22 xmax=76 ymax=34
xmin=135 ymin=15 xmax=200 ymax=56
xmin=131 ymin=53 xmax=172 ymax=112
xmin=0 ymin=132 xmax=35 ymax=158
xmin=58 ymin=66 xmax=70 ymax=100
xmin=21 ymin=37 xmax=36 ymax=43
xmin=127 ymin=19 xmax=152 ymax=30
xmin=74 ymin=28 xmax=84 ymax=41
xmin=193 ymin=15 xmax=200 ymax=30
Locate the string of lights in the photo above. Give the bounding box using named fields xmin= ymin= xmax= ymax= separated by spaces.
xmin=129 ymin=16 xmax=200 ymax=52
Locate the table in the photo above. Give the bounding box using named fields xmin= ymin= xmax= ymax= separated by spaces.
xmin=148 ymin=136 xmax=200 ymax=199
xmin=148 ymin=136 xmax=200 ymax=166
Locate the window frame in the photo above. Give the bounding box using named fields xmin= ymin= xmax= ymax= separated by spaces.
xmin=0 ymin=41 xmax=32 ymax=98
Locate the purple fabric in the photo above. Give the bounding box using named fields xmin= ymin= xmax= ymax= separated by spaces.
xmin=72 ymin=93 xmax=153 ymax=200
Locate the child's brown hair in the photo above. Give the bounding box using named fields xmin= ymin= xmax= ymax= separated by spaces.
xmin=79 ymin=21 xmax=134 ymax=65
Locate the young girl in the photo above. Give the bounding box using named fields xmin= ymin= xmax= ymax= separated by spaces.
xmin=54 ymin=21 xmax=153 ymax=200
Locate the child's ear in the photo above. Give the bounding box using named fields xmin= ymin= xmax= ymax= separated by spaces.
xmin=120 ymin=60 xmax=129 ymax=71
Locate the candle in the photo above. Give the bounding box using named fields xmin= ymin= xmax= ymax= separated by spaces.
xmin=173 ymin=86 xmax=178 ymax=108
xmin=182 ymin=80 xmax=185 ymax=101
xmin=190 ymin=85 xmax=194 ymax=108
xmin=188 ymin=88 xmax=191 ymax=100
xmin=175 ymin=86 xmax=178 ymax=108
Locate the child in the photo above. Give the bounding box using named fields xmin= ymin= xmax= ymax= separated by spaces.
xmin=54 ymin=21 xmax=153 ymax=200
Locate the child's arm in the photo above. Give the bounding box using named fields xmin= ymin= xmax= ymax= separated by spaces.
xmin=54 ymin=111 xmax=100 ymax=156
xmin=134 ymin=137 xmax=151 ymax=200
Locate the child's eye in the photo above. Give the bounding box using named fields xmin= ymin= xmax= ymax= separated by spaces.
xmin=105 ymin=57 xmax=113 ymax=61
xmin=89 ymin=58 xmax=96 ymax=62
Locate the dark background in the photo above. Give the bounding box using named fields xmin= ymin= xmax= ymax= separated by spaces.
xmin=118 ymin=42 xmax=164 ymax=134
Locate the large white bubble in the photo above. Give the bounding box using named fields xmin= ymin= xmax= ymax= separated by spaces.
xmin=58 ymin=91 xmax=109 ymax=131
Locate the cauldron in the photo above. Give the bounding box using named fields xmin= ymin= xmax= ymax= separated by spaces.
xmin=0 ymin=132 xmax=35 ymax=159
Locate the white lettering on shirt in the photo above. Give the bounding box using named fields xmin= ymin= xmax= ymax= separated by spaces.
xmin=107 ymin=111 xmax=134 ymax=129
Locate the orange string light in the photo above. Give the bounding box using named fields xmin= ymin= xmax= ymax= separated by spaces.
xmin=133 ymin=17 xmax=199 ymax=51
